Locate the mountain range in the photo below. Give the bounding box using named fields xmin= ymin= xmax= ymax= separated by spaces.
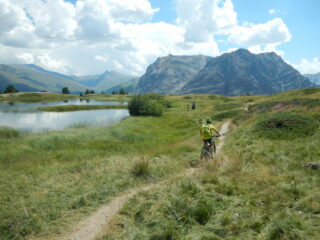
xmin=0 ymin=49 xmax=317 ymax=95
xmin=135 ymin=49 xmax=316 ymax=95
xmin=0 ymin=64 xmax=134 ymax=93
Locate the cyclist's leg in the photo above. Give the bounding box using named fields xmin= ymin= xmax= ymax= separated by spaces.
xmin=211 ymin=138 xmax=216 ymax=153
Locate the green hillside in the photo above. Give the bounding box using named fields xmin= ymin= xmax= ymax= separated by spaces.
xmin=0 ymin=89 xmax=319 ymax=239
xmin=0 ymin=64 xmax=88 ymax=93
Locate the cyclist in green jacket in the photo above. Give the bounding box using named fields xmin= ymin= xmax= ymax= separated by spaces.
xmin=200 ymin=119 xmax=221 ymax=153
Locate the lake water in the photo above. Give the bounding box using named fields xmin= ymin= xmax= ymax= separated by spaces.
xmin=0 ymin=99 xmax=129 ymax=132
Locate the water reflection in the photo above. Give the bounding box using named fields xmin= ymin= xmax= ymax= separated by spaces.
xmin=0 ymin=99 xmax=126 ymax=113
xmin=0 ymin=99 xmax=129 ymax=132
xmin=0 ymin=110 xmax=129 ymax=132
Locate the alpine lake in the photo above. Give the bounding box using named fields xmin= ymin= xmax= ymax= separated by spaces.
xmin=0 ymin=99 xmax=129 ymax=132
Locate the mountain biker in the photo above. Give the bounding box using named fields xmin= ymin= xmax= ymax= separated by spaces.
xmin=200 ymin=119 xmax=221 ymax=153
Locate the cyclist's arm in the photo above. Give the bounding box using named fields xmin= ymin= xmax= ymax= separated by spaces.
xmin=211 ymin=126 xmax=221 ymax=137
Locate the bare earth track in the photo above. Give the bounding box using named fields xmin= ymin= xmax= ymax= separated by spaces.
xmin=62 ymin=122 xmax=230 ymax=240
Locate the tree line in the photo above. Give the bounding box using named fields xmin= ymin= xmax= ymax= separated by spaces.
xmin=0 ymin=85 xmax=18 ymax=93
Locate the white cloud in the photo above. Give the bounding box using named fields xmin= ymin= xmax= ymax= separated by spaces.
xmin=107 ymin=0 xmax=159 ymax=22
xmin=269 ymin=9 xmax=285 ymax=15
xmin=94 ymin=55 xmax=108 ymax=63
xmin=248 ymin=44 xmax=285 ymax=57
xmin=175 ymin=0 xmax=237 ymax=42
xmin=0 ymin=0 xmax=297 ymax=76
xmin=292 ymin=58 xmax=320 ymax=74
xmin=16 ymin=53 xmax=34 ymax=64
xmin=269 ymin=9 xmax=276 ymax=14
xmin=37 ymin=53 xmax=68 ymax=73
xmin=228 ymin=18 xmax=291 ymax=46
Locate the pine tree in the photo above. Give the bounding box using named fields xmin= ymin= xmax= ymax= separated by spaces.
xmin=62 ymin=87 xmax=70 ymax=94
xmin=4 ymin=85 xmax=18 ymax=93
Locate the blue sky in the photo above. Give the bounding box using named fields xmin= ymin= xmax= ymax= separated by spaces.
xmin=1 ymin=0 xmax=319 ymax=75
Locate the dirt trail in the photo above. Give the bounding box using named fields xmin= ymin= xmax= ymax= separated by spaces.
xmin=62 ymin=122 xmax=230 ymax=240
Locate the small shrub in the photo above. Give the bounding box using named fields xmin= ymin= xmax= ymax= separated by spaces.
xmin=131 ymin=158 xmax=151 ymax=178
xmin=208 ymin=95 xmax=218 ymax=100
xmin=183 ymin=95 xmax=192 ymax=99
xmin=0 ymin=126 xmax=19 ymax=138
xmin=163 ymin=100 xmax=172 ymax=108
xmin=253 ymin=112 xmax=319 ymax=139
xmin=192 ymin=201 xmax=212 ymax=225
xmin=128 ymin=95 xmax=163 ymax=116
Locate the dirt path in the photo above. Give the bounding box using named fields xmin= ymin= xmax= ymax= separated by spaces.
xmin=62 ymin=122 xmax=230 ymax=240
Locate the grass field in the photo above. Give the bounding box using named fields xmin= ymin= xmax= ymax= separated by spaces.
xmin=0 ymin=93 xmax=221 ymax=240
xmin=0 ymin=92 xmax=78 ymax=102
xmin=98 ymin=90 xmax=320 ymax=240
xmin=1 ymin=90 xmax=320 ymax=240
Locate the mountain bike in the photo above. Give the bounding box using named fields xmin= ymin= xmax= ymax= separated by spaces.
xmin=200 ymin=135 xmax=220 ymax=162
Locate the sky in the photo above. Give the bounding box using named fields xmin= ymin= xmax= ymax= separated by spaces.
xmin=0 ymin=0 xmax=319 ymax=76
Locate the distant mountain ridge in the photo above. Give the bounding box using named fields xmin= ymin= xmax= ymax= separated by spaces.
xmin=304 ymin=73 xmax=320 ymax=85
xmin=73 ymin=71 xmax=132 ymax=91
xmin=135 ymin=49 xmax=315 ymax=95
xmin=0 ymin=64 xmax=134 ymax=93
xmin=0 ymin=64 xmax=87 ymax=93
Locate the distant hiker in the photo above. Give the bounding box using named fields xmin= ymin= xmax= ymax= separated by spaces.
xmin=192 ymin=102 xmax=196 ymax=110
xmin=200 ymin=119 xmax=221 ymax=153
xmin=301 ymin=162 xmax=320 ymax=170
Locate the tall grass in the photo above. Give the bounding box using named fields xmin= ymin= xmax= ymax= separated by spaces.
xmin=0 ymin=107 xmax=200 ymax=239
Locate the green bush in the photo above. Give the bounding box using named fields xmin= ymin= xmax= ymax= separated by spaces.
xmin=131 ymin=158 xmax=151 ymax=178
xmin=128 ymin=95 xmax=163 ymax=116
xmin=0 ymin=126 xmax=19 ymax=138
xmin=62 ymin=87 xmax=70 ymax=94
xmin=253 ymin=112 xmax=319 ymax=140
xmin=163 ymin=100 xmax=172 ymax=108
xmin=4 ymin=85 xmax=18 ymax=93
xmin=211 ymin=110 xmax=245 ymax=121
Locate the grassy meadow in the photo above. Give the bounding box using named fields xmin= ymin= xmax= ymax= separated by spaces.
xmin=98 ymin=89 xmax=320 ymax=240
xmin=0 ymin=93 xmax=217 ymax=240
xmin=1 ymin=89 xmax=320 ymax=240
xmin=0 ymin=93 xmax=78 ymax=103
